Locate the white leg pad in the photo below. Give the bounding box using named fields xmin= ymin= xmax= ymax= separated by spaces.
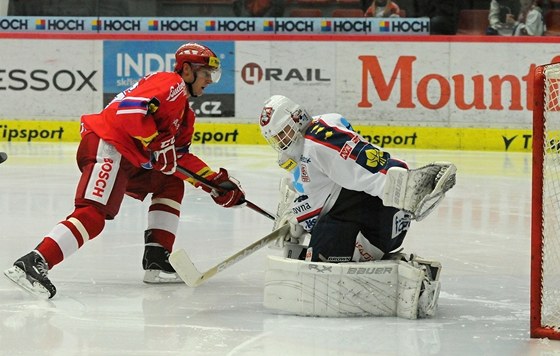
xmin=263 ymin=255 xmax=440 ymax=319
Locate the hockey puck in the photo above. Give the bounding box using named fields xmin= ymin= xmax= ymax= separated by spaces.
xmin=0 ymin=152 xmax=7 ymax=164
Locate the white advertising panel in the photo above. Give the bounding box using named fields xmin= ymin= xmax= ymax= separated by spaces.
xmin=0 ymin=39 xmax=102 ymax=119
xmin=0 ymin=16 xmax=429 ymax=35
xmin=236 ymin=41 xmax=336 ymax=120
xmin=236 ymin=41 xmax=560 ymax=127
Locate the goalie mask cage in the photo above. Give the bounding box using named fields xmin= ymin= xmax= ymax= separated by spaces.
xmin=532 ymin=63 xmax=560 ymax=340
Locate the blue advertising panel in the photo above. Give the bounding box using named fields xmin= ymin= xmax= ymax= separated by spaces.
xmin=103 ymin=40 xmax=234 ymax=94
xmin=103 ymin=40 xmax=235 ymax=117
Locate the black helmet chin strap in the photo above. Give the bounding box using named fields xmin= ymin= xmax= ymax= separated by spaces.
xmin=186 ymin=82 xmax=197 ymax=97
xmin=183 ymin=63 xmax=199 ymax=97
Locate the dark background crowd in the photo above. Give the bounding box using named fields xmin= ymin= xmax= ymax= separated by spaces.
xmin=4 ymin=0 xmax=559 ymax=35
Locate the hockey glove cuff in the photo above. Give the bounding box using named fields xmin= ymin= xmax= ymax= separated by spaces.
xmin=205 ymin=168 xmax=246 ymax=208
xmin=147 ymin=132 xmax=177 ymax=175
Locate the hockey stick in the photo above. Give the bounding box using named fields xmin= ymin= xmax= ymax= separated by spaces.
xmin=176 ymin=165 xmax=276 ymax=221
xmin=0 ymin=152 xmax=7 ymax=164
xmin=169 ymin=224 xmax=289 ymax=287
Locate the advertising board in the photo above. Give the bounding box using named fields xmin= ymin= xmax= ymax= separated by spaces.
xmin=103 ymin=40 xmax=235 ymax=117
xmin=235 ymin=40 xmax=560 ymax=127
xmin=0 ymin=39 xmax=102 ymax=119
xmin=0 ymin=16 xmax=430 ymax=35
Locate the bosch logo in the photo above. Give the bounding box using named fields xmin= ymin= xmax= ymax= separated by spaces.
xmin=92 ymin=158 xmax=114 ymax=198
xmin=241 ymin=62 xmax=330 ymax=85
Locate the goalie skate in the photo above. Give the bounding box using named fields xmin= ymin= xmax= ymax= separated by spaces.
xmin=409 ymin=255 xmax=442 ymax=318
xmin=383 ymin=162 xmax=456 ymax=221
xmin=4 ymin=251 xmax=56 ymax=299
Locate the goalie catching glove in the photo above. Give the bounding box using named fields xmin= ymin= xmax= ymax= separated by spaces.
xmin=146 ymin=132 xmax=177 ymax=175
xmin=382 ymin=162 xmax=457 ymax=221
xmin=201 ymin=168 xmax=245 ymax=208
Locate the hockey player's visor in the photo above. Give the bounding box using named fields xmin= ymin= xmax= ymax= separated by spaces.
xmin=196 ymin=67 xmax=222 ymax=83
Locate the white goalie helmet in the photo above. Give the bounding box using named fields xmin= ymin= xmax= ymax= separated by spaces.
xmin=259 ymin=95 xmax=313 ymax=157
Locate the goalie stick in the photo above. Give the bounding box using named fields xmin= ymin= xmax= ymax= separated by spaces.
xmin=169 ymin=224 xmax=289 ymax=287
xmin=0 ymin=152 xmax=7 ymax=164
xmin=176 ymin=165 xmax=276 ymax=221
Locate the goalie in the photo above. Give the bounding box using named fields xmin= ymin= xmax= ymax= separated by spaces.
xmin=258 ymin=95 xmax=456 ymax=319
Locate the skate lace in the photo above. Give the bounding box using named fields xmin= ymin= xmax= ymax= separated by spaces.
xmin=34 ymin=258 xmax=49 ymax=278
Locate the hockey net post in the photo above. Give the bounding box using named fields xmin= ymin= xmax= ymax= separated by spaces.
xmin=531 ymin=62 xmax=560 ymax=339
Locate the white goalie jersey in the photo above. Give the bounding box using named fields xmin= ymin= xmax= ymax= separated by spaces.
xmin=289 ymin=113 xmax=406 ymax=232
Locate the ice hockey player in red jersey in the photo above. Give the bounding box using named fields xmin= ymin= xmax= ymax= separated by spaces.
xmin=4 ymin=42 xmax=245 ymax=299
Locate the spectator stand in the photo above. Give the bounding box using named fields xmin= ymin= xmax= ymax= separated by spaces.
xmin=456 ymin=8 xmax=488 ymax=35
xmin=545 ymin=8 xmax=560 ymax=36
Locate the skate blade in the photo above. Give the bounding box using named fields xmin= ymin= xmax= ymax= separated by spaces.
xmin=143 ymin=270 xmax=183 ymax=284
xmin=3 ymin=266 xmax=50 ymax=299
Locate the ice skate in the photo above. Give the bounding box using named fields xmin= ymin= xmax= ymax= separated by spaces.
xmin=143 ymin=231 xmax=182 ymax=284
xmin=4 ymin=251 xmax=56 ymax=299
xmin=411 ymin=255 xmax=442 ymax=318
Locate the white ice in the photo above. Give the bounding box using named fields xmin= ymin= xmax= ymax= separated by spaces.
xmin=0 ymin=142 xmax=558 ymax=355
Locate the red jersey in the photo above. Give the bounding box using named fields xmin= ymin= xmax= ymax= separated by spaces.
xmin=81 ymin=71 xmax=211 ymax=179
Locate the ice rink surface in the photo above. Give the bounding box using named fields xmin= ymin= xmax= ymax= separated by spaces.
xmin=0 ymin=142 xmax=558 ymax=356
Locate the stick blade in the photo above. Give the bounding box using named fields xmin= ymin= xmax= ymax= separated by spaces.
xmin=169 ymin=249 xmax=204 ymax=287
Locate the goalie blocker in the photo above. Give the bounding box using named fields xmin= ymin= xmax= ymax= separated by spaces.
xmin=264 ymin=254 xmax=441 ymax=319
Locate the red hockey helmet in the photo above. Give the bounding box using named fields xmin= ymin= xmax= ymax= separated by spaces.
xmin=174 ymin=43 xmax=221 ymax=82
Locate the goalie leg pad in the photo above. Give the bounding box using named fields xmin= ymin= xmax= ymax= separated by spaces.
xmin=396 ymin=262 xmax=424 ymax=319
xmin=263 ymin=255 xmax=440 ymax=319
